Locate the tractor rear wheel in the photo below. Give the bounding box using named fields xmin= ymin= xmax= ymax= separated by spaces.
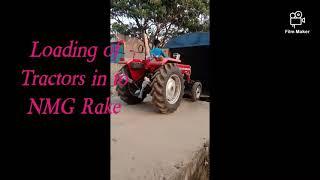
xmin=116 ymin=66 xmax=146 ymax=104
xmin=151 ymin=63 xmax=184 ymax=113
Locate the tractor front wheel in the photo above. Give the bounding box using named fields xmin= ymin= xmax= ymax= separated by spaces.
xmin=190 ymin=81 xmax=202 ymax=101
xmin=151 ymin=63 xmax=184 ymax=113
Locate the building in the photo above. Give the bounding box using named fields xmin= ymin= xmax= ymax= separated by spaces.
xmin=111 ymin=34 xmax=146 ymax=61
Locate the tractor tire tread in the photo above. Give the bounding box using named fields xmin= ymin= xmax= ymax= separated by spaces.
xmin=151 ymin=63 xmax=184 ymax=113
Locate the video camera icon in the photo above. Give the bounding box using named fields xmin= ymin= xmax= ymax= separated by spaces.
xmin=290 ymin=11 xmax=305 ymax=29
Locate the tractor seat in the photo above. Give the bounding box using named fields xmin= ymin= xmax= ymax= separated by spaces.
xmin=130 ymin=62 xmax=145 ymax=69
xmin=157 ymin=56 xmax=164 ymax=61
xmin=152 ymin=56 xmax=164 ymax=61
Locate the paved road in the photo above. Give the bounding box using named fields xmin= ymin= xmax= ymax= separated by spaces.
xmin=111 ymin=96 xmax=209 ymax=180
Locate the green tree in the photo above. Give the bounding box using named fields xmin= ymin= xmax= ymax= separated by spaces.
xmin=111 ymin=0 xmax=209 ymax=47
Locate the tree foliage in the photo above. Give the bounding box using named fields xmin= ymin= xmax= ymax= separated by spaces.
xmin=111 ymin=0 xmax=209 ymax=47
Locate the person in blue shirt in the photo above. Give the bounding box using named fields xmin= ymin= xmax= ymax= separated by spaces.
xmin=150 ymin=39 xmax=167 ymax=58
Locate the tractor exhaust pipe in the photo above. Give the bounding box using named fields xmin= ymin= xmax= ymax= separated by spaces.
xmin=143 ymin=33 xmax=150 ymax=57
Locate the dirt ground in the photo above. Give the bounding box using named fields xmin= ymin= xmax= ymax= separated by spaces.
xmin=111 ymin=95 xmax=209 ymax=180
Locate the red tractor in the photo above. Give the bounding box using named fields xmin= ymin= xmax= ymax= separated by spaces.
xmin=116 ymin=48 xmax=202 ymax=114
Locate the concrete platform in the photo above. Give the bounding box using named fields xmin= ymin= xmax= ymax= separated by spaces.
xmin=111 ymin=96 xmax=209 ymax=180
